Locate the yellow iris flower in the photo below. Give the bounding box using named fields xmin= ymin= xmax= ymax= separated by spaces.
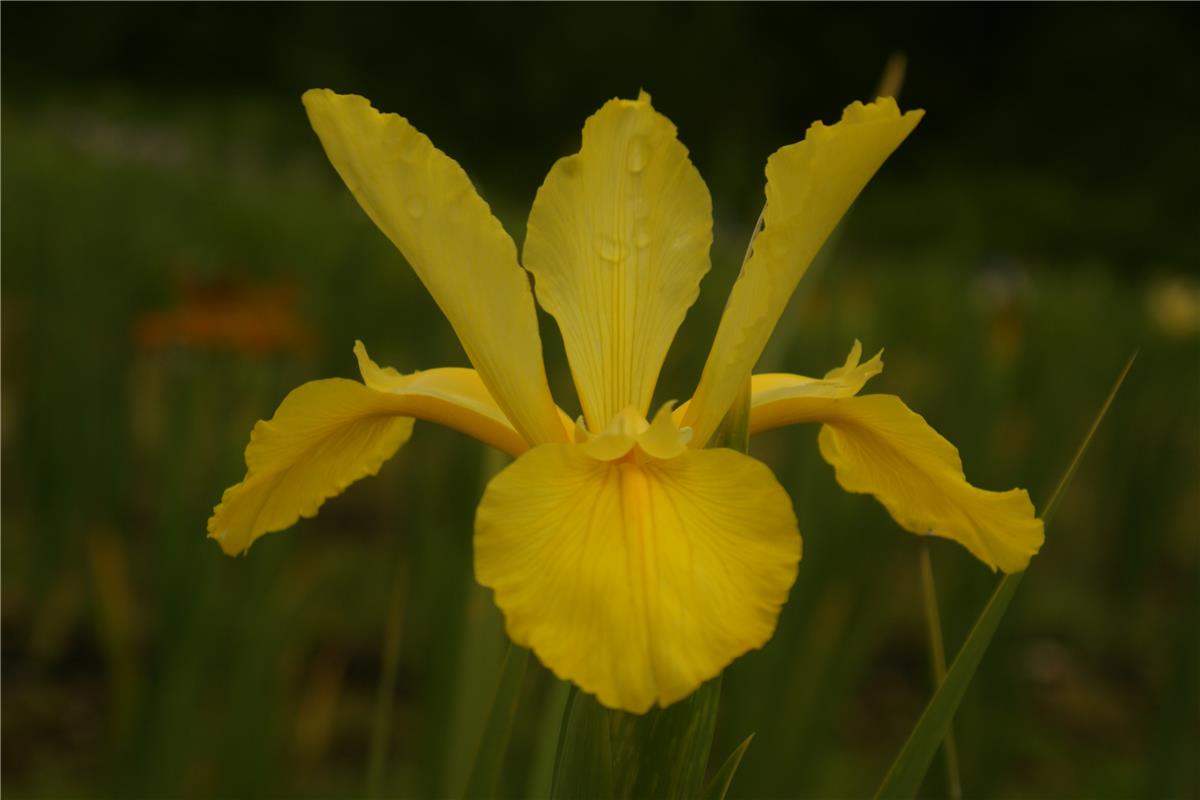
xmin=208 ymin=89 xmax=1044 ymax=713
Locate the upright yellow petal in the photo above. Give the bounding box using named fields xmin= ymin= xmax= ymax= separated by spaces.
xmin=302 ymin=89 xmax=565 ymax=446
xmin=685 ymin=99 xmax=923 ymax=446
xmin=524 ymin=92 xmax=713 ymax=430
xmin=745 ymin=346 xmax=1043 ymax=572
xmin=475 ymin=444 xmax=800 ymax=712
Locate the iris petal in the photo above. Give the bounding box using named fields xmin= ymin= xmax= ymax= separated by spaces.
xmin=208 ymin=377 xmax=415 ymax=555
xmin=685 ymin=99 xmax=923 ymax=446
xmin=353 ymin=341 xmax=537 ymax=456
xmin=475 ymin=443 xmax=800 ymax=712
xmin=209 ymin=343 xmax=545 ymax=554
xmin=747 ymin=345 xmax=1043 ymax=572
xmin=525 ymin=92 xmax=713 ymax=430
xmin=303 ymin=89 xmax=565 ymax=446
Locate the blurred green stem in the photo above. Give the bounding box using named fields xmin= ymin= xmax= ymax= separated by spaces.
xmin=1040 ymin=352 xmax=1137 ymax=526
xmin=918 ymin=545 xmax=962 ymax=800
xmin=464 ymin=645 xmax=531 ymax=798
xmin=366 ymin=560 xmax=408 ymax=799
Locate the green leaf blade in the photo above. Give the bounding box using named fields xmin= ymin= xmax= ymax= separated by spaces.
xmin=463 ymin=645 xmax=530 ymax=799
xmin=873 ymin=352 xmax=1135 ymax=800
xmin=702 ymin=733 xmax=755 ymax=800
xmin=875 ymin=573 xmax=1023 ymax=800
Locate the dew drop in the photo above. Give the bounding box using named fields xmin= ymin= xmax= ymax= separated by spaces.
xmin=594 ymin=233 xmax=624 ymax=262
xmin=406 ymin=196 xmax=426 ymax=219
xmin=626 ymin=136 xmax=650 ymax=173
xmin=670 ymin=232 xmax=694 ymax=252
xmin=635 ymin=223 xmax=652 ymax=249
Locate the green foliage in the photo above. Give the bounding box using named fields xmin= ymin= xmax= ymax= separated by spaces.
xmin=463 ymin=646 xmax=531 ymax=798
xmin=875 ymin=355 xmax=1136 ymax=800
xmin=551 ymin=679 xmax=722 ymax=800
xmin=702 ymin=734 xmax=755 ymax=800
xmin=876 ymin=574 xmax=1025 ymax=800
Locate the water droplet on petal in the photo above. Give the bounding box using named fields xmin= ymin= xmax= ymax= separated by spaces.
xmin=626 ymin=136 xmax=650 ymax=173
xmin=670 ymin=233 xmax=693 ymax=252
xmin=594 ymin=233 xmax=624 ymax=262
xmin=406 ymin=196 xmax=426 ymax=219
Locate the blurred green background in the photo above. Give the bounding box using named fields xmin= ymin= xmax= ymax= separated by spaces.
xmin=3 ymin=4 xmax=1197 ymax=798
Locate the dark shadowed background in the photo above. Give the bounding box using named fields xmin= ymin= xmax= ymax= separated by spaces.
xmin=3 ymin=3 xmax=1197 ymax=798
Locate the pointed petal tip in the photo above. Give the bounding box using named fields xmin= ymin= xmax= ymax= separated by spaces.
xmin=651 ymin=399 xmax=679 ymax=417
xmin=301 ymin=87 xmax=350 ymax=115
xmin=206 ymin=488 xmax=248 ymax=557
xmin=804 ymin=96 xmax=924 ymax=141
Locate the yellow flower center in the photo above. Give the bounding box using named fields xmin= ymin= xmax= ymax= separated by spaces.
xmin=574 ymin=404 xmax=692 ymax=463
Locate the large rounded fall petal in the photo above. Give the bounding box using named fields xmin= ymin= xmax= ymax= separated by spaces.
xmin=475 ymin=443 xmax=801 ymax=713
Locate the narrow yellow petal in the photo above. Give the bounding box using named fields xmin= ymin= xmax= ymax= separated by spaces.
xmin=208 ymin=378 xmax=415 ymax=555
xmin=674 ymin=341 xmax=882 ymax=429
xmin=685 ymin=99 xmax=923 ymax=446
xmin=637 ymin=402 xmax=692 ymax=460
xmin=524 ymin=91 xmax=713 ymax=430
xmin=353 ymin=341 xmax=535 ymax=456
xmin=475 ymin=444 xmax=800 ymax=712
xmin=302 ymin=89 xmax=565 ymax=446
xmin=745 ymin=346 xmax=1043 ymax=572
xmin=748 ymin=340 xmax=883 ymax=432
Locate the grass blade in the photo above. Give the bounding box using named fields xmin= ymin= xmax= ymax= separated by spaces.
xmin=918 ymin=545 xmax=961 ymax=800
xmin=550 ymin=684 xmax=616 ymax=800
xmin=463 ymin=644 xmax=530 ymax=798
xmin=365 ymin=560 xmax=407 ymax=799
xmin=874 ymin=352 xmax=1135 ymax=800
xmin=550 ymin=678 xmax=724 ymax=800
xmin=527 ymin=676 xmax=572 ymax=798
xmin=1039 ymin=352 xmax=1137 ymax=525
xmin=702 ymin=733 xmax=755 ymax=800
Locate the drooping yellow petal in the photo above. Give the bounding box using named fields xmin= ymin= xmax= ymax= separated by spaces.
xmin=208 ymin=378 xmax=416 ymax=555
xmin=524 ymin=91 xmax=713 ymax=430
xmin=684 ymin=99 xmax=923 ymax=446
xmin=302 ymin=89 xmax=565 ymax=446
xmin=745 ymin=347 xmax=1043 ymax=573
xmin=475 ymin=444 xmax=800 ymax=712
xmin=209 ymin=342 xmax=558 ymax=555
